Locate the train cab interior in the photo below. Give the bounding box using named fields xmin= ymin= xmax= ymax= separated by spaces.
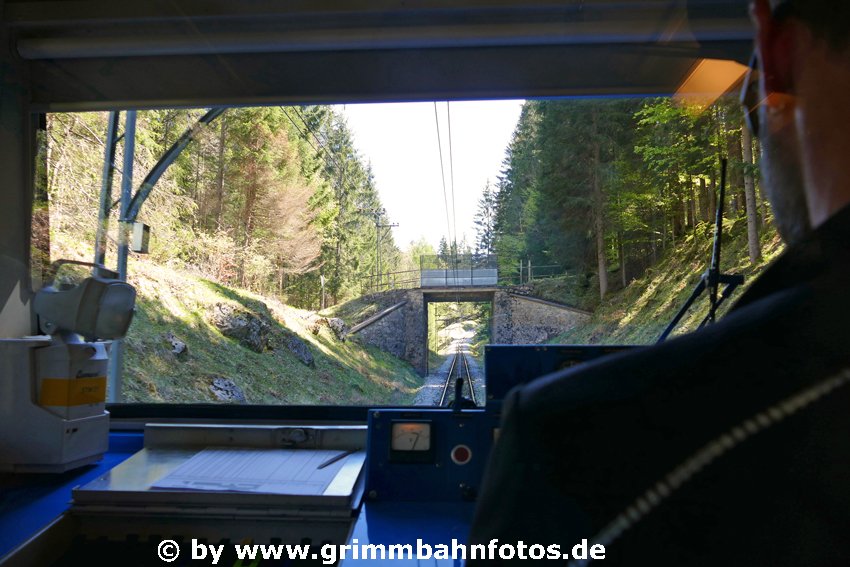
xmin=0 ymin=1 xmax=755 ymax=565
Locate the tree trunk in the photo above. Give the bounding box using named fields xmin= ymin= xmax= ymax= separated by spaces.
xmin=727 ymin=128 xmax=745 ymax=216
xmin=591 ymin=109 xmax=608 ymax=299
xmin=687 ymin=178 xmax=696 ymax=233
xmin=650 ymin=207 xmax=658 ymax=263
xmin=238 ymin=162 xmax=258 ymax=288
xmin=673 ymin=185 xmax=685 ymax=240
xmin=698 ymin=177 xmax=709 ymax=223
xmin=214 ymin=115 xmax=227 ymax=230
xmin=741 ymin=120 xmax=761 ymax=264
xmin=753 ymin=136 xmax=769 ymax=226
xmin=333 ymin=235 xmax=342 ymax=304
xmin=192 ymin=139 xmax=204 ymax=227
xmin=618 ymin=230 xmax=627 ymax=288
xmin=707 ymin=174 xmax=717 ymax=222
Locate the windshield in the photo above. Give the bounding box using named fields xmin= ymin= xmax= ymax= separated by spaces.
xmin=34 ymin=94 xmax=780 ymax=406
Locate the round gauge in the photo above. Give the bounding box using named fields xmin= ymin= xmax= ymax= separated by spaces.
xmin=391 ymin=422 xmax=431 ymax=451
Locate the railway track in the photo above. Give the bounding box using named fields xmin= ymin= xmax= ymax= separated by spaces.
xmin=438 ymin=345 xmax=478 ymax=408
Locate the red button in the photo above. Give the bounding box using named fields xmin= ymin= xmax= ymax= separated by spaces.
xmin=451 ymin=444 xmax=472 ymax=465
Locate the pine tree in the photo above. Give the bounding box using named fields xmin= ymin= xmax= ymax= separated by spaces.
xmin=438 ymin=236 xmax=451 ymax=265
xmin=474 ymin=181 xmax=497 ymax=256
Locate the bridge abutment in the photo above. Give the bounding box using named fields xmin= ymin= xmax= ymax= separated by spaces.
xmin=349 ymin=288 xmax=591 ymax=377
xmin=403 ymin=290 xmax=428 ymax=376
xmin=492 ymin=291 xmax=590 ymax=344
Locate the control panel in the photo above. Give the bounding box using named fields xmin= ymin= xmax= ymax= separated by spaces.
xmin=364 ymin=346 xmax=636 ymax=504
xmin=364 ymin=409 xmax=499 ymax=503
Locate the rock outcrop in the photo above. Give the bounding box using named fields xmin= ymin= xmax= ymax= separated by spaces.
xmin=284 ymin=333 xmax=315 ymax=367
xmin=305 ymin=314 xmax=348 ymax=340
xmin=210 ymin=302 xmax=317 ymax=367
xmin=210 ymin=303 xmax=271 ymax=352
xmin=209 ymin=377 xmax=247 ymax=403
xmin=165 ymin=331 xmax=188 ymax=356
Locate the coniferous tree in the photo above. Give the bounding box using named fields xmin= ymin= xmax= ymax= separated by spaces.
xmin=474 ymin=181 xmax=497 ymax=256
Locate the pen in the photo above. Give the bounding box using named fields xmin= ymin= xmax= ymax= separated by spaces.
xmin=317 ymin=449 xmax=358 ymax=470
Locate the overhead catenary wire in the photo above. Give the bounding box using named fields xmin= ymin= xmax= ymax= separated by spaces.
xmin=447 ymin=101 xmax=458 ymax=258
xmin=281 ymin=107 xmax=345 ymax=175
xmin=432 ymin=102 xmax=466 ymax=314
xmin=446 ymin=101 xmax=462 ymax=308
xmin=285 ymin=106 xmax=380 ymax=217
xmin=292 ymin=106 xmax=336 ymax=156
xmin=282 ymin=106 xmax=362 ymax=218
xmin=281 ymin=107 xmax=324 ymax=158
xmin=282 ymin=106 xmax=383 ymax=292
xmin=434 ymin=102 xmax=454 ymax=250
xmin=286 ymin=105 xmax=402 ymax=294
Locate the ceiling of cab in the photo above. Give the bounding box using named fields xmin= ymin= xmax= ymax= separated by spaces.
xmin=2 ymin=0 xmax=753 ymax=110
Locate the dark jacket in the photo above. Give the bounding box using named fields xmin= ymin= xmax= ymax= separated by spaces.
xmin=469 ymin=205 xmax=850 ymax=566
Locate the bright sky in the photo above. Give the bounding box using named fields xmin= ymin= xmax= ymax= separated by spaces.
xmin=339 ymin=100 xmax=524 ymax=252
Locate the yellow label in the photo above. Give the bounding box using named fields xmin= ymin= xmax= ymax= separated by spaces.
xmin=39 ymin=377 xmax=107 ymax=407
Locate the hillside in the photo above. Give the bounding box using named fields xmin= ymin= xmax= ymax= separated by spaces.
xmin=111 ymin=216 xmax=782 ymax=406
xmin=119 ymin=259 xmax=423 ymax=405
xmin=544 ymin=217 xmax=785 ymax=345
xmin=318 ymin=217 xmax=785 ymax=359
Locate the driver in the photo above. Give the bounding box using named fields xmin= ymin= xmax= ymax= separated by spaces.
xmin=469 ymin=1 xmax=850 ymax=564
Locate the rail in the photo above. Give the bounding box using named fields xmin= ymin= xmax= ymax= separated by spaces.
xmin=438 ymin=345 xmax=477 ymax=408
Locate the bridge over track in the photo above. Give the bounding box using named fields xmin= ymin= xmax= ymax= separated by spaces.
xmin=347 ymin=287 xmax=590 ymax=376
xmin=419 ymin=255 xmax=498 ymax=288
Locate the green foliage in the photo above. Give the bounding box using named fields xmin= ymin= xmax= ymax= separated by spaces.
xmin=492 ymin=96 xmax=767 ymax=303
xmin=427 ymin=301 xmax=491 ymax=366
xmin=45 ymin=106 xmax=401 ymax=312
xmin=42 ymin=106 xmax=416 ymax=405
xmin=549 ymin=216 xmax=784 ymax=345
xmin=473 ymin=180 xmax=497 ymax=255
xmin=399 ymin=237 xmax=437 ymax=275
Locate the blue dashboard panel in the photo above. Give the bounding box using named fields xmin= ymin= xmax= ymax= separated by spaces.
xmin=0 ymin=431 xmax=143 ymax=558
xmin=365 ymin=409 xmax=499 ymax=503
xmin=484 ymin=344 xmax=637 ymax=410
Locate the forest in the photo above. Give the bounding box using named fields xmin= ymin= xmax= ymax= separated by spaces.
xmin=34 ymin=97 xmax=776 ymax=405
xmin=42 ymin=106 xmax=406 ymax=310
xmin=42 ymin=95 xmax=770 ymax=318
xmin=477 ymin=95 xmax=768 ymax=307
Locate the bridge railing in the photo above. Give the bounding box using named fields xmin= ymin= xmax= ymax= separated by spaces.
xmin=358 ymin=259 xmax=572 ymax=294
xmin=419 ymin=255 xmax=498 ymax=288
xmin=359 ymin=269 xmax=421 ymax=294
xmin=501 ymin=261 xmax=569 ymax=285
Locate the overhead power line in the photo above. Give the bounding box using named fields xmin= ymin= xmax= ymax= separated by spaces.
xmin=281 ymin=106 xmax=357 ymax=198
xmin=447 ymin=101 xmax=458 ymax=256
xmin=434 ymin=102 xmax=454 ymax=248
xmin=292 ymin=106 xmax=335 ymax=155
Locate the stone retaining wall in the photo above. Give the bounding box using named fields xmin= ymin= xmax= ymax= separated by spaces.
xmin=491 ymin=291 xmax=589 ymax=344
xmin=350 ymin=289 xmax=589 ymax=376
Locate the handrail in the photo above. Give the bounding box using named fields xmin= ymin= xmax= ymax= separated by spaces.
xmin=347 ymin=301 xmax=408 ymax=335
xmin=507 ymin=292 xmax=592 ymax=315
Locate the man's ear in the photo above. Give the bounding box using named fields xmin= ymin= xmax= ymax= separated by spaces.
xmin=751 ymin=0 xmax=795 ymax=94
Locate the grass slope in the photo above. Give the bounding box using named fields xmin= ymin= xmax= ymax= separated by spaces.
xmin=550 ymin=218 xmax=785 ymax=345
xmin=121 ymin=260 xmax=423 ymax=405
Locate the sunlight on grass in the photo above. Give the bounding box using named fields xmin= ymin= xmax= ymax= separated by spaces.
xmin=552 ymin=218 xmax=785 ymax=346
xmin=118 ymin=257 xmax=423 ymax=405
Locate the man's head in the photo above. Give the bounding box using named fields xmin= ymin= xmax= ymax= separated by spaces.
xmin=750 ymin=0 xmax=850 ymax=242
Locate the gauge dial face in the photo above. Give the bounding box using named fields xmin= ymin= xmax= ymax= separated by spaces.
xmin=391 ymin=422 xmax=431 ymax=451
